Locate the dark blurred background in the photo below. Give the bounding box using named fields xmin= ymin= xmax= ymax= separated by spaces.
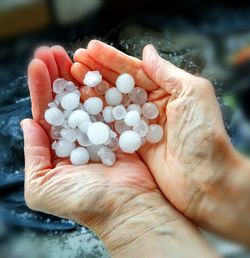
xmin=0 ymin=0 xmax=250 ymax=257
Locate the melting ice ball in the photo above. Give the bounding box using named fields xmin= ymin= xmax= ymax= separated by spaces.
xmin=61 ymin=91 xmax=80 ymax=110
xmin=55 ymin=139 xmax=75 ymax=158
xmin=124 ymin=110 xmax=141 ymax=126
xmin=87 ymin=122 xmax=110 ymax=145
xmin=70 ymin=147 xmax=90 ymax=165
xmin=116 ymin=73 xmax=135 ymax=93
xmin=129 ymin=87 xmax=148 ymax=106
xmin=142 ymin=102 xmax=159 ymax=119
xmin=83 ymin=71 xmax=102 ymax=87
xmin=105 ymin=88 xmax=123 ymax=106
xmin=146 ymin=124 xmax=164 ymax=143
xmin=45 ymin=107 xmax=64 ymax=126
xmin=84 ymin=97 xmax=103 ymax=115
xmin=112 ymin=105 xmax=126 ymax=120
xmin=119 ymin=130 xmax=141 ymax=153
xmin=68 ymin=110 xmax=91 ymax=128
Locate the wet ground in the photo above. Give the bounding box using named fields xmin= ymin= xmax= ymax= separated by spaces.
xmin=0 ymin=7 xmax=250 ymax=258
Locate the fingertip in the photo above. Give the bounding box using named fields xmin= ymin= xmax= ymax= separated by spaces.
xmin=87 ymin=39 xmax=100 ymax=50
xmin=73 ymin=48 xmax=86 ymax=62
xmin=34 ymin=46 xmax=50 ymax=57
xmin=51 ymin=45 xmax=65 ymax=51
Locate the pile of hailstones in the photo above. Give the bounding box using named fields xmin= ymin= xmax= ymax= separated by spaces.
xmin=44 ymin=71 xmax=163 ymax=166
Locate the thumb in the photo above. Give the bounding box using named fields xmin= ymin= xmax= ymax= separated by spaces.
xmin=142 ymin=44 xmax=191 ymax=95
xmin=21 ymin=119 xmax=52 ymax=176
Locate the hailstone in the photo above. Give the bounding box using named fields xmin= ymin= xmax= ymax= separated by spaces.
xmin=124 ymin=110 xmax=141 ymax=126
xmin=119 ymin=130 xmax=141 ymax=153
xmin=87 ymin=122 xmax=110 ymax=145
xmin=70 ymin=147 xmax=89 ymax=165
xmin=146 ymin=124 xmax=164 ymax=143
xmin=61 ymin=91 xmax=80 ymax=110
xmin=84 ymin=97 xmax=103 ymax=115
xmin=105 ymin=88 xmax=123 ymax=106
xmin=83 ymin=71 xmax=102 ymax=87
xmin=116 ymin=73 xmax=135 ymax=93
xmin=68 ymin=110 xmax=91 ymax=128
xmin=45 ymin=107 xmax=64 ymax=126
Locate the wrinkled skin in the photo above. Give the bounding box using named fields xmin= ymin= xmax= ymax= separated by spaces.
xmin=22 ymin=45 xmax=216 ymax=257
xmin=73 ymin=41 xmax=250 ymax=245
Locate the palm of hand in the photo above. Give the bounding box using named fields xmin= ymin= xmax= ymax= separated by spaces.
xmin=25 ymin=46 xmax=160 ymax=235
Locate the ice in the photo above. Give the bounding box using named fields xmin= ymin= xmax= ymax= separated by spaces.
xmin=51 ymin=141 xmax=58 ymax=150
xmin=146 ymin=124 xmax=164 ymax=143
xmin=55 ymin=139 xmax=75 ymax=158
xmin=60 ymin=128 xmax=78 ymax=143
xmin=83 ymin=71 xmax=102 ymax=87
xmin=65 ymin=81 xmax=76 ymax=92
xmin=109 ymin=130 xmax=117 ymax=138
xmin=87 ymin=144 xmax=103 ymax=162
xmin=142 ymin=102 xmax=159 ymax=119
xmin=103 ymin=106 xmax=115 ymax=123
xmin=112 ymin=105 xmax=126 ymax=120
xmin=116 ymin=73 xmax=135 ymax=93
xmin=94 ymin=113 xmax=104 ymax=122
xmin=95 ymin=81 xmax=109 ymax=94
xmin=106 ymin=137 xmax=119 ymax=151
xmin=97 ymin=147 xmax=116 ymax=167
xmin=127 ymin=104 xmax=142 ymax=114
xmin=70 ymin=147 xmax=89 ymax=166
xmin=78 ymin=121 xmax=92 ymax=134
xmin=61 ymin=92 xmax=80 ymax=111
xmin=44 ymin=107 xmax=64 ymax=126
xmin=68 ymin=110 xmax=91 ymax=128
xmin=84 ymin=97 xmax=103 ymax=115
xmin=129 ymin=87 xmax=148 ymax=105
xmin=90 ymin=115 xmax=97 ymax=122
xmin=119 ymin=130 xmax=141 ymax=153
xmin=133 ymin=120 xmax=149 ymax=137
xmin=53 ymin=78 xmax=66 ymax=93
xmin=63 ymin=110 xmax=72 ymax=119
xmin=124 ymin=110 xmax=141 ymax=126
xmin=48 ymin=101 xmax=58 ymax=108
xmin=114 ymin=119 xmax=130 ymax=134
xmin=105 ymin=88 xmax=123 ymax=106
xmin=50 ymin=126 xmax=62 ymax=139
xmin=87 ymin=122 xmax=110 ymax=145
xmin=121 ymin=93 xmax=131 ymax=107
xmin=77 ymin=133 xmax=92 ymax=147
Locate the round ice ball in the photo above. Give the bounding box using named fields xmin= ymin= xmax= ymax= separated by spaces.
xmin=84 ymin=97 xmax=103 ymax=115
xmin=83 ymin=71 xmax=102 ymax=87
xmin=53 ymin=78 xmax=66 ymax=93
xmin=55 ymin=139 xmax=75 ymax=158
xmin=127 ymin=104 xmax=142 ymax=114
xmin=119 ymin=130 xmax=141 ymax=153
xmin=133 ymin=120 xmax=149 ymax=137
xmin=116 ymin=73 xmax=135 ymax=93
xmin=44 ymin=107 xmax=64 ymax=126
xmin=142 ymin=102 xmax=159 ymax=119
xmin=146 ymin=124 xmax=164 ymax=143
xmin=61 ymin=92 xmax=80 ymax=110
xmin=114 ymin=120 xmax=130 ymax=134
xmin=129 ymin=87 xmax=148 ymax=106
xmin=87 ymin=122 xmax=110 ymax=145
xmin=70 ymin=147 xmax=89 ymax=165
xmin=68 ymin=110 xmax=91 ymax=128
xmin=112 ymin=105 xmax=126 ymax=120
xmin=103 ymin=106 xmax=115 ymax=123
xmin=124 ymin=110 xmax=141 ymax=126
xmin=87 ymin=144 xmax=103 ymax=162
xmin=105 ymin=88 xmax=123 ymax=106
xmin=60 ymin=128 xmax=78 ymax=143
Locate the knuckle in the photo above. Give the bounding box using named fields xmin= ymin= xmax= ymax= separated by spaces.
xmin=196 ymin=78 xmax=215 ymax=94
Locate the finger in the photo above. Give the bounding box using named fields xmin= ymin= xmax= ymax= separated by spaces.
xmin=34 ymin=46 xmax=59 ymax=83
xmin=74 ymin=48 xmax=118 ymax=84
xmin=142 ymin=44 xmax=191 ymax=95
xmin=87 ymin=40 xmax=158 ymax=90
xmin=21 ymin=119 xmax=52 ymax=177
xmin=51 ymin=45 xmax=76 ymax=82
xmin=28 ymin=59 xmax=52 ymax=124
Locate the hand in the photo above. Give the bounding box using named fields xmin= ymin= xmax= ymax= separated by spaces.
xmin=77 ymin=40 xmax=250 ymax=246
xmin=22 ymin=45 xmax=218 ymax=257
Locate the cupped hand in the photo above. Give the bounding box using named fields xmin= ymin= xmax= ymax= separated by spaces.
xmin=76 ymin=40 xmax=250 ymax=245
xmin=22 ymin=45 xmax=218 ymax=257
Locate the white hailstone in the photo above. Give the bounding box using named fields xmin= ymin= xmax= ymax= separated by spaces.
xmin=146 ymin=124 xmax=164 ymax=143
xmin=95 ymin=81 xmax=109 ymax=94
xmin=121 ymin=94 xmax=131 ymax=107
xmin=62 ymin=121 xmax=70 ymax=129
xmin=129 ymin=87 xmax=148 ymax=105
xmin=63 ymin=109 xmax=72 ymax=119
xmin=78 ymin=121 xmax=92 ymax=134
xmin=97 ymin=147 xmax=116 ymax=167
xmin=68 ymin=110 xmax=90 ymax=128
xmin=87 ymin=144 xmax=103 ymax=162
xmin=119 ymin=130 xmax=141 ymax=153
xmin=116 ymin=73 xmax=135 ymax=93
xmin=61 ymin=92 xmax=80 ymax=111
xmin=77 ymin=133 xmax=92 ymax=147
xmin=114 ymin=120 xmax=130 ymax=134
xmin=50 ymin=126 xmax=62 ymax=139
xmin=48 ymin=101 xmax=58 ymax=108
xmin=55 ymin=139 xmax=75 ymax=158
xmin=60 ymin=128 xmax=78 ymax=143
xmin=70 ymin=147 xmax=89 ymax=166
xmin=97 ymin=146 xmax=112 ymax=157
xmin=105 ymin=88 xmax=123 ymax=106
xmin=127 ymin=104 xmax=142 ymax=114
xmin=84 ymin=97 xmax=103 ymax=115
xmin=87 ymin=122 xmax=110 ymax=145
xmin=53 ymin=78 xmax=66 ymax=93
xmin=55 ymin=92 xmax=66 ymax=103
xmin=65 ymin=81 xmax=76 ymax=92
xmin=44 ymin=107 xmax=64 ymax=126
xmin=142 ymin=102 xmax=159 ymax=119
xmin=133 ymin=120 xmax=149 ymax=137
xmin=106 ymin=137 xmax=119 ymax=151
xmin=112 ymin=105 xmax=126 ymax=120
xmin=83 ymin=71 xmax=102 ymax=87
xmin=124 ymin=110 xmax=141 ymax=126
xmin=103 ymin=106 xmax=115 ymax=122
xmin=109 ymin=130 xmax=117 ymax=138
